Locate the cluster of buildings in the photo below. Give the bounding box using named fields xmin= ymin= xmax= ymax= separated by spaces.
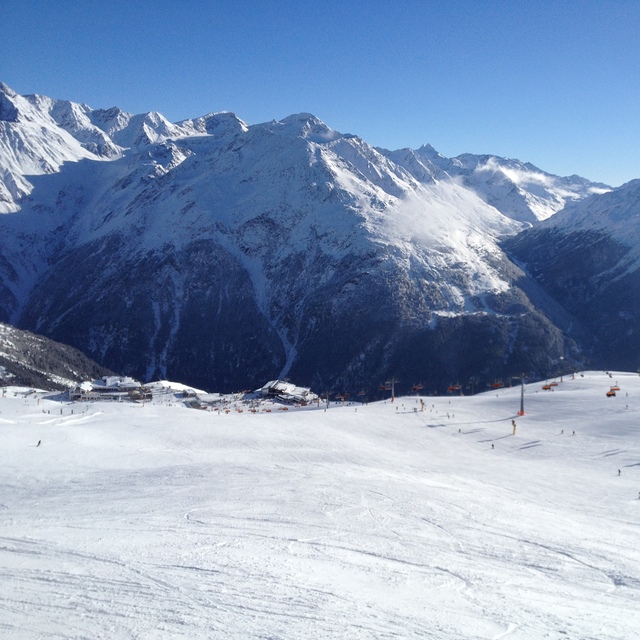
xmin=68 ymin=376 xmax=318 ymax=409
xmin=69 ymin=376 xmax=152 ymax=402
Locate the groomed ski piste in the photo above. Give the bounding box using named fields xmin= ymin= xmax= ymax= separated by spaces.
xmin=1 ymin=371 xmax=639 ymax=639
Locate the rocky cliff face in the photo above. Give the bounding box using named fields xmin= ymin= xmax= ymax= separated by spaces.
xmin=0 ymin=84 xmax=628 ymax=393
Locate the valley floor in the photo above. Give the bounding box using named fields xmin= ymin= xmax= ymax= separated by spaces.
xmin=1 ymin=372 xmax=639 ymax=639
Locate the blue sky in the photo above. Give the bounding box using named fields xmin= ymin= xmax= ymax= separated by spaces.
xmin=1 ymin=0 xmax=638 ymax=186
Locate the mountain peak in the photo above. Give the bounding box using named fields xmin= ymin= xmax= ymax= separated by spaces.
xmin=269 ymin=113 xmax=341 ymax=143
xmin=0 ymin=87 xmax=19 ymax=122
xmin=178 ymin=111 xmax=248 ymax=138
xmin=0 ymin=82 xmax=17 ymax=97
xmin=416 ymin=143 xmax=444 ymax=159
xmin=280 ymin=112 xmax=324 ymax=125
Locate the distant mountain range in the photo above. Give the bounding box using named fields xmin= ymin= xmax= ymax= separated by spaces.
xmin=0 ymin=83 xmax=637 ymax=393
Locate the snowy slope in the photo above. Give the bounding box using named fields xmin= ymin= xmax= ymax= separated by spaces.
xmin=540 ymin=178 xmax=640 ymax=257
xmin=0 ymin=370 xmax=639 ymax=639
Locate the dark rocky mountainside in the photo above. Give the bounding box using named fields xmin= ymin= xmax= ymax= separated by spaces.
xmin=0 ymin=323 xmax=112 ymax=390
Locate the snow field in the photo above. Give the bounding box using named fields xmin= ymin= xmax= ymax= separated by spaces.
xmin=0 ymin=371 xmax=639 ymax=639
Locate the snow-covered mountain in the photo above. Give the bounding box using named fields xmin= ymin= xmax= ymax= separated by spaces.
xmin=504 ymin=179 xmax=640 ymax=371
xmin=0 ymin=84 xmax=105 ymax=212
xmin=0 ymin=83 xmax=210 ymax=212
xmin=0 ymin=84 xmax=630 ymax=391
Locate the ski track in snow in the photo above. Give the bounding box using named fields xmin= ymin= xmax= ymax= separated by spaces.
xmin=0 ymin=371 xmax=639 ymax=639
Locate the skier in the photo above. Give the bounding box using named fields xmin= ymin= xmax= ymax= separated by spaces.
xmin=491 ymin=443 xmax=494 ymax=449
xmin=36 ymin=440 xmax=41 ymax=447
xmin=618 ymin=469 xmax=621 ymax=476
xmin=512 ymin=419 xmax=516 ymax=435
